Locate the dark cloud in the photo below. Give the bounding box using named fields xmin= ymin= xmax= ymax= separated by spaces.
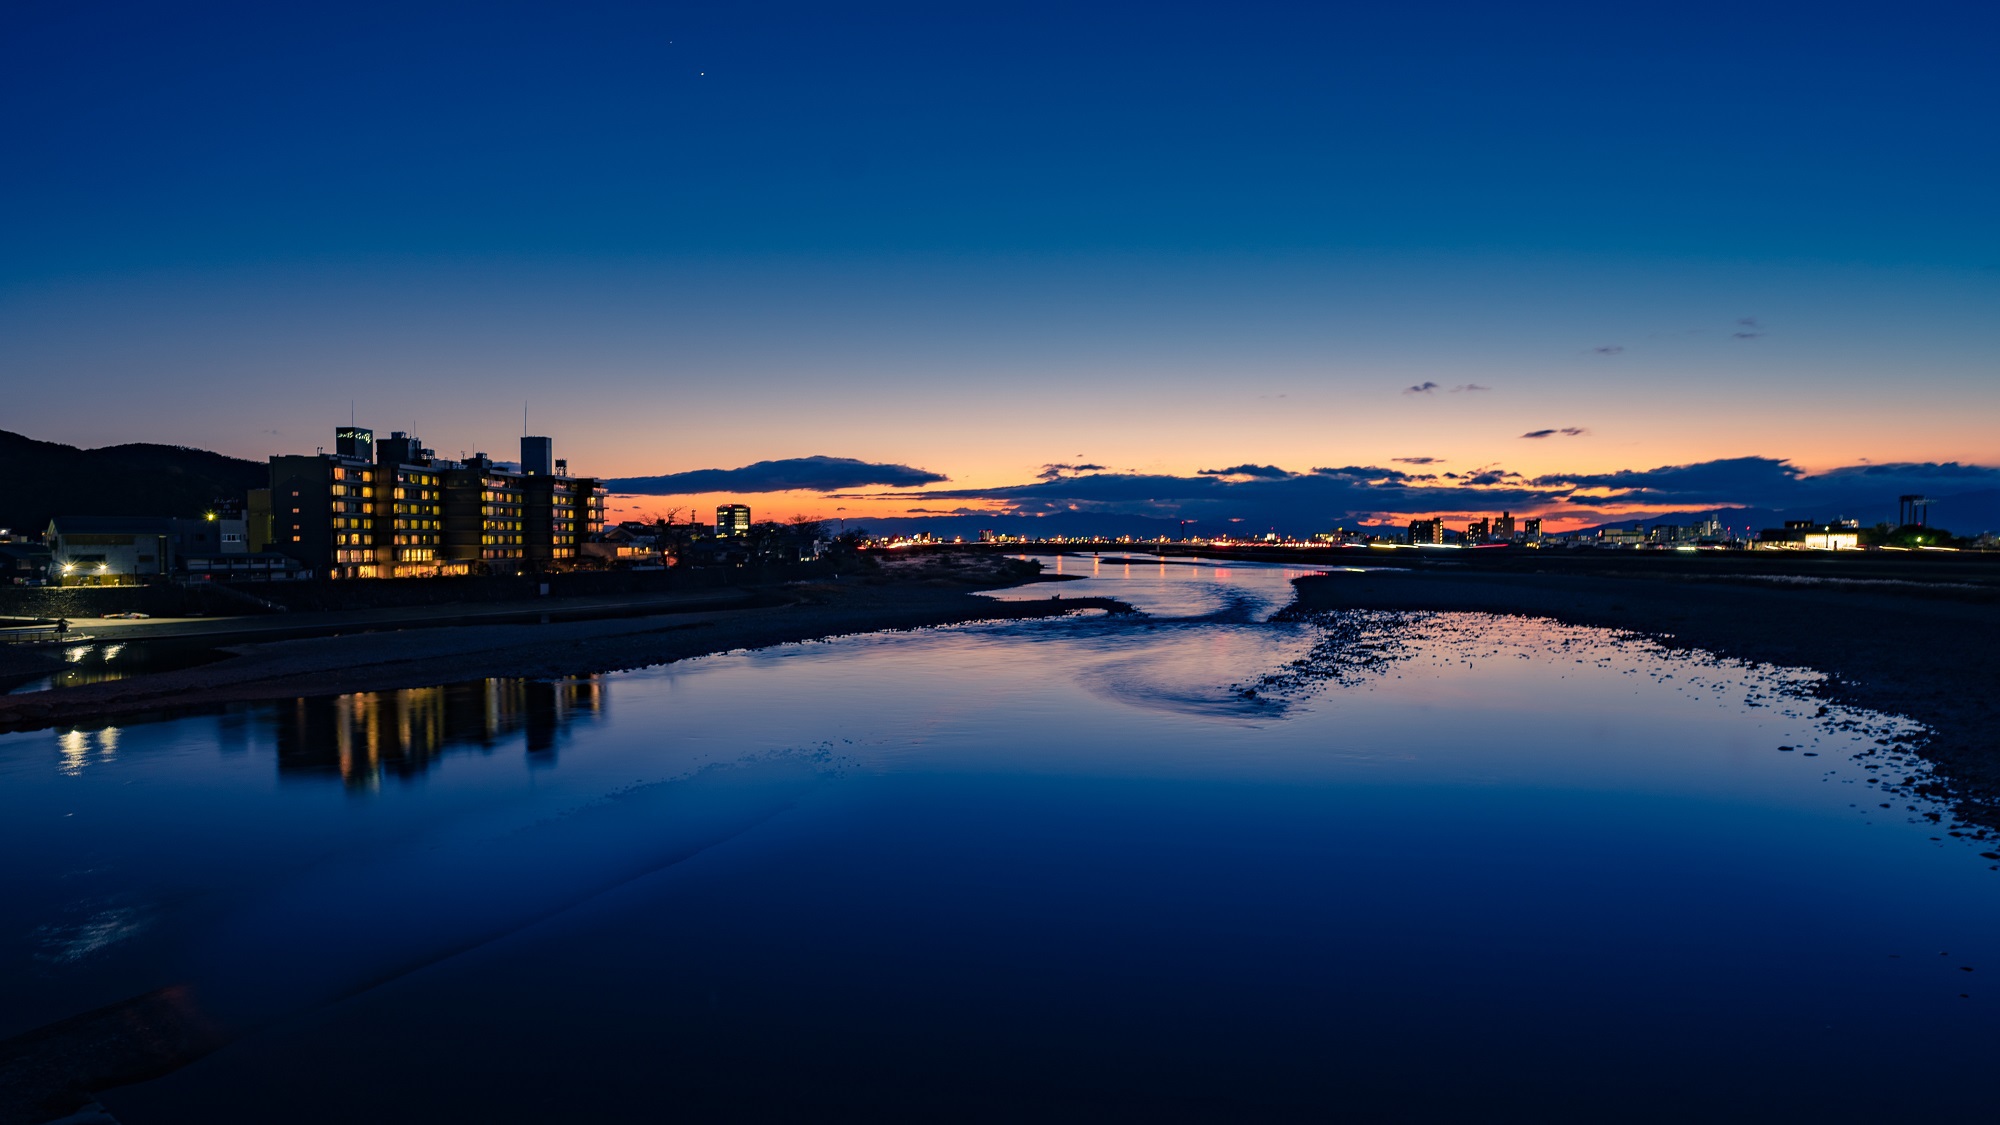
xmin=1450 ymin=383 xmax=1491 ymax=393
xmin=846 ymin=457 xmax=2000 ymax=537
xmin=1403 ymin=381 xmax=1441 ymax=395
xmin=1393 ymin=456 xmax=1441 ymax=465
xmin=1198 ymin=464 xmax=1293 ymax=479
xmin=1591 ymin=346 xmax=1624 ymax=355
xmin=607 ymin=455 xmax=948 ymax=495
xmin=1811 ymin=461 xmax=2000 ymax=484
xmin=1532 ymin=456 xmax=1829 ymax=511
xmin=1037 ymin=462 xmax=1106 ymax=482
xmin=1521 ymin=427 xmax=1588 ymax=439
xmin=1311 ymin=465 xmax=1415 ymax=483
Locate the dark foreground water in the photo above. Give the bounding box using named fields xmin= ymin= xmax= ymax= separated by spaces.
xmin=3 ymin=559 xmax=1995 ymax=1121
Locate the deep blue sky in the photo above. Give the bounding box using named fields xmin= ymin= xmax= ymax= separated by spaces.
xmin=9 ymin=1 xmax=1995 ymax=269
xmin=3 ymin=1 xmax=1995 ymax=528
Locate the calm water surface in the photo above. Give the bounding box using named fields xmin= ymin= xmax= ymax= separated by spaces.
xmin=3 ymin=559 xmax=1995 ymax=1121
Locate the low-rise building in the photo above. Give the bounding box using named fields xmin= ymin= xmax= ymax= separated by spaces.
xmin=0 ymin=541 xmax=51 ymax=586
xmin=45 ymin=515 xmax=229 ymax=585
xmin=1756 ymin=520 xmax=1861 ymax=550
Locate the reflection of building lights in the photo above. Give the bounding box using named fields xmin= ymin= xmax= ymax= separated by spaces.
xmin=58 ymin=730 xmax=88 ymax=775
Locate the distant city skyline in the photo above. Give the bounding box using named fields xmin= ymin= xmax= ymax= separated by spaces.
xmin=5 ymin=2 xmax=1995 ymax=532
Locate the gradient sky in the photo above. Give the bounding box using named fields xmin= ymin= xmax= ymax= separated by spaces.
xmin=4 ymin=1 xmax=1996 ymax=530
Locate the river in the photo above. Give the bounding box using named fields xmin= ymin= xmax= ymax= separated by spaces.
xmin=2 ymin=558 xmax=1994 ymax=1121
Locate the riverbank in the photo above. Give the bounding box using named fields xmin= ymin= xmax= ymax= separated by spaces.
xmin=1288 ymin=565 xmax=2000 ymax=827
xmin=0 ymin=558 xmax=1123 ymax=735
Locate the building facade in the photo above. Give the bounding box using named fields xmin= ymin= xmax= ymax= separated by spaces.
xmin=270 ymin=426 xmax=607 ymax=579
xmin=270 ymin=438 xmax=378 ymax=579
xmin=373 ymin=432 xmax=462 ymax=577
xmin=441 ymin=454 xmax=526 ymax=570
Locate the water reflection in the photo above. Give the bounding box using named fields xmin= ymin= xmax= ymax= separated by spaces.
xmin=7 ymin=639 xmax=230 ymax=694
xmin=275 ymin=678 xmax=606 ymax=787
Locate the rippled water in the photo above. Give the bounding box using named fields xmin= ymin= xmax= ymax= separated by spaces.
xmin=2 ymin=559 xmax=1995 ymax=1121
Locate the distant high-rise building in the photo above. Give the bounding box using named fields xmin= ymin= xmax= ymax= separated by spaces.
xmin=717 ymin=504 xmax=752 ymax=537
xmin=1467 ymin=517 xmax=1491 ymax=542
xmin=1523 ymin=517 xmax=1543 ymax=542
xmin=1493 ymin=511 xmax=1515 ymax=541
xmin=1408 ymin=518 xmax=1446 ymax=545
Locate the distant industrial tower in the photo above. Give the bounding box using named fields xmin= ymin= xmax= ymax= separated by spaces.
xmin=1898 ymin=495 xmax=1932 ymax=527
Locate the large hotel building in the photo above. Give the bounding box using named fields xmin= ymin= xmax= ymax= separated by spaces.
xmin=260 ymin=427 xmax=606 ymax=579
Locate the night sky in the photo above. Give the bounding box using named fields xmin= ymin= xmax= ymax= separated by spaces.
xmin=4 ymin=1 xmax=1995 ymax=531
